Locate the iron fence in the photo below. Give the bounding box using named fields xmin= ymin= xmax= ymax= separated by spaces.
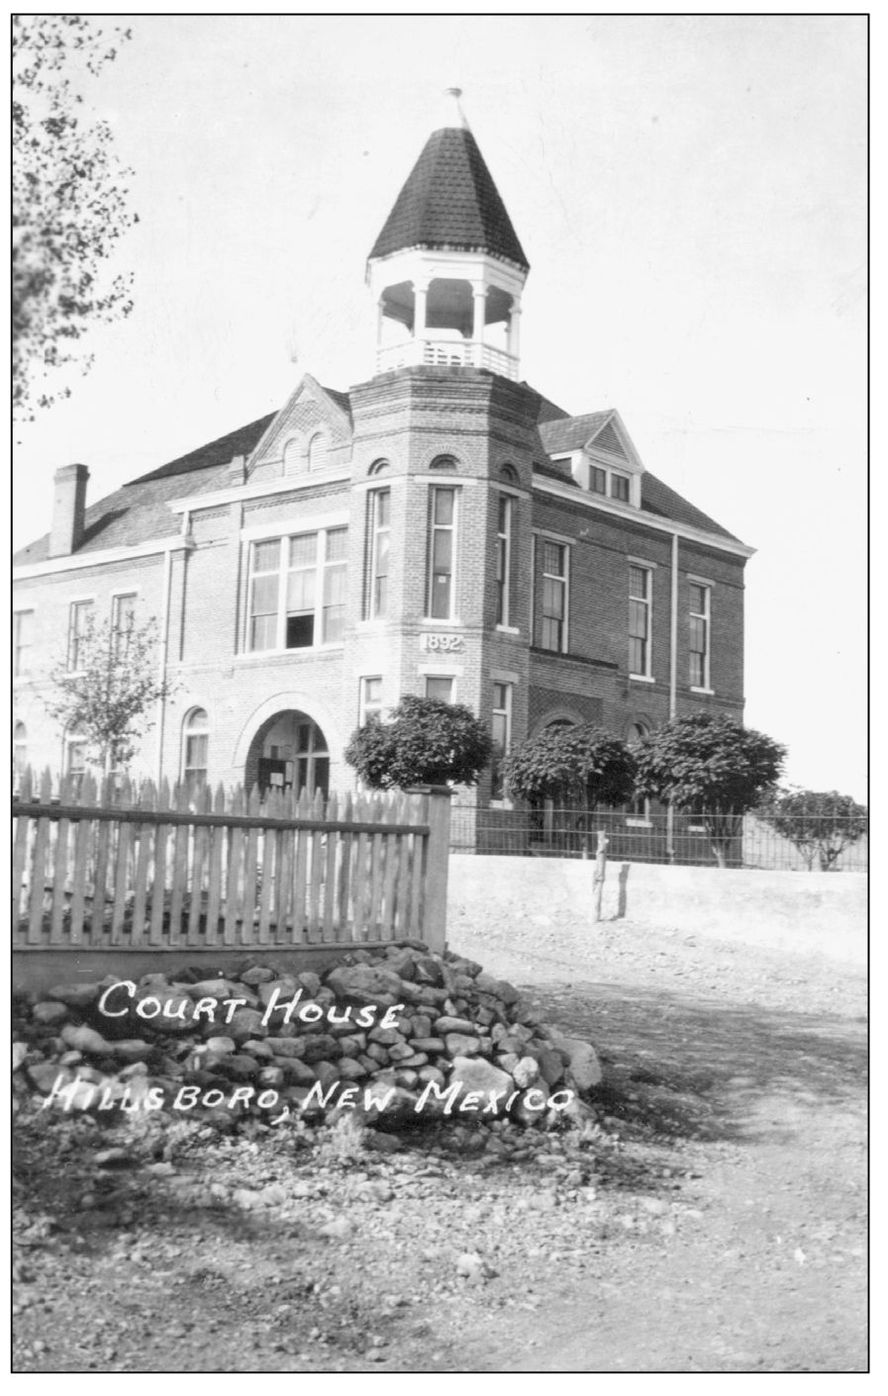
xmin=449 ymin=803 xmax=868 ymax=871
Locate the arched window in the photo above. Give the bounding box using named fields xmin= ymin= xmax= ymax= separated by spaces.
xmin=183 ymin=708 xmax=209 ymax=788
xmin=429 ymin=454 xmax=457 ymax=472
xmin=499 ymin=463 xmax=519 ymax=484
xmin=307 ymin=433 xmax=328 ymax=472
xmin=283 ymin=438 xmax=303 ymax=474
xmin=13 ymin=721 xmax=27 ymax=785
xmin=368 ymin=458 xmax=390 ymax=476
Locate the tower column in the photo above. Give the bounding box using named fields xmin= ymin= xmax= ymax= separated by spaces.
xmin=413 ymin=281 xmax=429 ymax=343
xmin=507 ymin=305 xmax=521 ymax=362
xmin=471 ymin=283 xmax=487 ymax=364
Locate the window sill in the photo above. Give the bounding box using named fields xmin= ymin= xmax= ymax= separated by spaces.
xmin=236 ymin=645 xmax=344 ymax=663
xmin=625 ymin=818 xmax=653 ymax=828
xmin=495 ymin=625 xmax=521 ymax=635
xmin=629 ymin=673 xmax=655 ymax=683
xmin=489 ymin=799 xmax=514 ymax=810
xmin=690 ymin=686 xmax=715 ymax=695
xmin=420 ymin=618 xmax=463 ymax=627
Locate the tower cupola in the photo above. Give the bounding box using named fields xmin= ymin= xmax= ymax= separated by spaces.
xmin=367 ymin=89 xmax=529 ymax=381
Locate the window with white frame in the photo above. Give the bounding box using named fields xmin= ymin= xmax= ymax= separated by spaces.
xmin=490 ymin=681 xmax=513 ymax=800
xmin=359 ymin=676 xmax=383 ymax=725
xmin=66 ymin=733 xmax=88 ymax=782
xmin=182 ymin=708 xmax=209 ymax=787
xmin=14 ymin=610 xmax=33 ymax=677
xmin=495 ymin=494 xmax=514 ymax=627
xmin=247 ymin=528 xmax=347 ymax=651
xmin=307 ymin=433 xmax=328 ymax=472
xmin=628 ymin=565 xmax=652 ymax=677
xmin=610 ymin=471 xmax=630 ymax=502
xmin=535 ymin=538 xmax=569 ymax=652
xmin=425 ymin=676 xmax=454 ymax=703
xmin=67 ymin=600 xmax=94 ymax=670
xmin=426 ymin=486 xmax=458 ymax=620
xmin=689 ymin=582 xmax=711 ymax=689
xmin=111 ymin=593 xmax=136 ymax=658
xmin=626 ymin=721 xmax=651 ymax=821
xmin=13 ymin=721 xmax=27 ymax=784
xmin=366 ymin=488 xmax=390 ymax=618
xmin=590 ymin=466 xmax=607 ymax=495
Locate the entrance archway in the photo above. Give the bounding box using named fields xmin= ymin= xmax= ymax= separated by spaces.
xmin=245 ymin=710 xmax=329 ymax=798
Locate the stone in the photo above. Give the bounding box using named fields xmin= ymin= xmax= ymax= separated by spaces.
xmin=300 ymin=1034 xmax=341 ymax=1064
xmin=280 ymin=1059 xmax=317 ymax=1087
xmin=410 ymin=1014 xmax=433 ymax=1038
xmin=217 ymin=1054 xmax=260 ymax=1082
xmin=12 ymin=1042 xmax=29 ymax=1072
xmin=94 ymin=1147 xmax=135 ymax=1168
xmin=319 ymin=1217 xmax=352 ymax=1240
xmin=266 ymin=1036 xmax=306 ymax=1058
xmin=365 ymin=1043 xmax=389 ymax=1064
xmin=417 ymin=1066 xmax=446 ymax=1087
xmin=313 ymin=1060 xmax=341 ymax=1090
xmin=258 ymin=976 xmax=300 ymax=1007
xmin=106 ymin=1040 xmax=153 ymax=1063
xmin=551 ymin=1034 xmax=603 ymax=1091
xmin=238 ymin=966 xmax=275 ymax=985
xmin=47 ymin=983 xmax=102 ymax=1008
xmin=445 ymin=1033 xmax=481 ymax=1058
xmin=513 ymin=1056 xmax=540 ymax=1089
xmin=475 ymin=971 xmax=520 ymax=1004
xmin=258 ymin=1066 xmax=286 ymax=1090
xmin=368 ymin=1027 xmax=405 ymax=1047
xmin=61 ymin=1024 xmax=109 ymax=1055
xmin=387 ymin=1042 xmax=416 ymax=1062
xmin=186 ymin=979 xmax=237 ymax=999
xmin=242 ymin=1039 xmax=274 ymax=1061
xmin=497 ymin=1052 xmax=520 ymax=1075
xmin=325 ymin=963 xmax=403 ymax=1004
xmin=434 ymin=1015 xmax=476 ymax=1035
xmin=537 ymin=1048 xmax=565 ymax=1087
xmin=396 ymin=1053 xmax=428 ymax=1069
xmin=205 ymin=1036 xmax=237 ymax=1056
xmin=338 ymin=1057 xmax=367 ymax=1081
xmin=409 ymin=1037 xmax=445 ymax=1054
xmin=59 ymin=1050 xmax=83 ymax=1067
xmin=447 ymin=1056 xmax=514 ymax=1101
xmin=31 ymin=1001 xmax=68 ymax=1026
xmin=225 ymin=1008 xmax=267 ymax=1043
xmin=297 ymin=971 xmax=322 ymax=995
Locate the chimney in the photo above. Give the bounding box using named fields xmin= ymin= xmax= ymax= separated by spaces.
xmin=49 ymin=463 xmax=89 ymax=557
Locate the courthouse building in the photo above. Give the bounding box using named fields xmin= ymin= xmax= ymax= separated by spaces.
xmin=13 ymin=94 xmax=752 ymax=812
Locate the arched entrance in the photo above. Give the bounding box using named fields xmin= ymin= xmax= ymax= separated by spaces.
xmin=245 ymin=710 xmax=330 ymax=798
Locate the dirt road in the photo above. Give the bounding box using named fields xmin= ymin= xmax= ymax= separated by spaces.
xmin=13 ymin=911 xmax=867 ymax=1373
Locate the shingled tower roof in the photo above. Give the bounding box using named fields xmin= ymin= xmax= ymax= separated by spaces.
xmin=369 ymin=114 xmax=529 ymax=272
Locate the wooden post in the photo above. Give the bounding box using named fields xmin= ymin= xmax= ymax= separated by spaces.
xmin=412 ymin=785 xmax=451 ymax=953
xmin=593 ymin=829 xmax=609 ymax=922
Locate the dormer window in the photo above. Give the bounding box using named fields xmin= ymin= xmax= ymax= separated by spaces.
xmin=610 ymin=471 xmax=630 ymax=503
xmin=590 ymin=466 xmax=606 ymax=495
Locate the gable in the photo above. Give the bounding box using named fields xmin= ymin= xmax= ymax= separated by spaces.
xmin=585 ymin=411 xmax=643 ymax=472
xmin=247 ymin=375 xmax=353 ymax=479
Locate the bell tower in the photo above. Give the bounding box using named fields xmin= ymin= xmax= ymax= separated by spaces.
xmin=367 ymin=89 xmax=529 ymax=382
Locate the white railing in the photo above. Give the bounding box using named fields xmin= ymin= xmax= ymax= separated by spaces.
xmin=376 ymin=338 xmax=518 ymax=381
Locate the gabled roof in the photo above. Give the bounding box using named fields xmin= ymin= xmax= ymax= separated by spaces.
xmin=538 ymin=412 xmax=615 ymax=455
xmin=369 ymin=125 xmax=529 ymax=271
xmin=130 ymin=415 xmax=276 ymax=484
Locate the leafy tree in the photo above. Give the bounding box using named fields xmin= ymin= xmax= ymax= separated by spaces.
xmin=759 ymin=788 xmax=868 ymax=871
xmin=634 ymin=712 xmax=786 ymax=867
xmin=344 ymin=695 xmax=493 ymax=790
xmin=13 ymin=14 xmax=138 ymax=418
xmin=502 ymin=724 xmax=636 ymax=810
xmin=42 ymin=614 xmax=175 ymax=776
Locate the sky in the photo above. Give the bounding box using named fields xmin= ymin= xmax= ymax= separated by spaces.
xmin=12 ymin=13 xmax=868 ymax=801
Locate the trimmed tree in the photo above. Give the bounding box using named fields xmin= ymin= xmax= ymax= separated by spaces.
xmin=759 ymin=788 xmax=868 ymax=871
xmin=42 ymin=613 xmax=175 ymax=776
xmin=502 ymin=724 xmax=636 ymax=810
xmin=634 ymin=712 xmax=786 ymax=867
xmin=344 ymin=695 xmax=493 ymax=790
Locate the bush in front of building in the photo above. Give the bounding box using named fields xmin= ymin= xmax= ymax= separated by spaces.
xmin=501 ymin=724 xmax=636 ymax=811
xmin=344 ymin=695 xmax=493 ymax=790
xmin=758 ymin=787 xmax=868 ymax=871
xmin=634 ymin=712 xmax=786 ymax=867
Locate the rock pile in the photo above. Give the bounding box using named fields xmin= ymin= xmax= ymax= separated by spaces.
xmin=13 ymin=943 xmax=601 ymax=1134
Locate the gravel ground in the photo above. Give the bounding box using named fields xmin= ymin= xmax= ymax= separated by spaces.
xmin=13 ymin=905 xmax=867 ymax=1373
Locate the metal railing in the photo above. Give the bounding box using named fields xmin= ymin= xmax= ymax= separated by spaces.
xmin=449 ymin=804 xmax=868 ymax=871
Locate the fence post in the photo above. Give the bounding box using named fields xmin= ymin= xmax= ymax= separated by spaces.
xmin=593 ymin=829 xmax=609 ymax=922
xmin=412 ymin=785 xmax=451 ymax=953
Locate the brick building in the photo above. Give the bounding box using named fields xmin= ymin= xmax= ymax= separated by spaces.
xmin=13 ymin=93 xmax=752 ymax=812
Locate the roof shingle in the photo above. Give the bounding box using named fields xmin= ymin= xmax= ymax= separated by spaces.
xmin=369 ymin=126 xmax=529 ymax=271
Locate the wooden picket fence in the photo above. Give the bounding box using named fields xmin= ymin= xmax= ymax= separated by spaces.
xmin=12 ymin=768 xmax=451 ymax=953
